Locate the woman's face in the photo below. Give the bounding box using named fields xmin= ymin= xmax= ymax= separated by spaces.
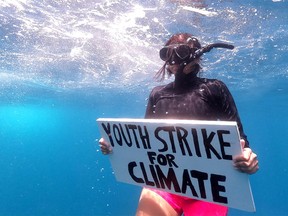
xmin=166 ymin=63 xmax=180 ymax=75
xmin=166 ymin=58 xmax=200 ymax=75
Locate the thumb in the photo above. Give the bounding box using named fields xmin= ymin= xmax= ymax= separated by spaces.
xmin=240 ymin=139 xmax=246 ymax=149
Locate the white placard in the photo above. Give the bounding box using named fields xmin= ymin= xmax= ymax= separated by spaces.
xmin=97 ymin=118 xmax=255 ymax=212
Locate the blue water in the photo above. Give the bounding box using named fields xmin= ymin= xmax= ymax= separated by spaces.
xmin=1 ymin=0 xmax=288 ymax=215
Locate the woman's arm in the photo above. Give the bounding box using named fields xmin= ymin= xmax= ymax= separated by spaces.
xmin=214 ymin=81 xmax=259 ymax=174
xmin=233 ymin=139 xmax=259 ymax=174
xmin=214 ymin=80 xmax=250 ymax=147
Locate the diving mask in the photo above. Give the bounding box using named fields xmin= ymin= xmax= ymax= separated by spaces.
xmin=159 ymin=42 xmax=235 ymax=65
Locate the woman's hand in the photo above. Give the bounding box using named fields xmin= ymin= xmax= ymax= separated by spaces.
xmin=233 ymin=139 xmax=259 ymax=174
xmin=99 ymin=138 xmax=113 ymax=155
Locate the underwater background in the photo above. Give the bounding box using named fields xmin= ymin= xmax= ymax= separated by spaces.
xmin=0 ymin=0 xmax=288 ymax=215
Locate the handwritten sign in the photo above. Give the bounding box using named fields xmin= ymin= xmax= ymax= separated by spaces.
xmin=97 ymin=118 xmax=255 ymax=212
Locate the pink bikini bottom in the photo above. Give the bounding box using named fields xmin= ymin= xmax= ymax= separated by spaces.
xmin=149 ymin=188 xmax=228 ymax=216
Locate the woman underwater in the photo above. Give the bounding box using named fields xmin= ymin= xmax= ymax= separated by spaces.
xmin=99 ymin=33 xmax=259 ymax=216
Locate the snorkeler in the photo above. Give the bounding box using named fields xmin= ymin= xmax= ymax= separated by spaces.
xmin=99 ymin=33 xmax=259 ymax=216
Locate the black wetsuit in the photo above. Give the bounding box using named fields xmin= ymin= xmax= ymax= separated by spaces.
xmin=145 ymin=77 xmax=249 ymax=147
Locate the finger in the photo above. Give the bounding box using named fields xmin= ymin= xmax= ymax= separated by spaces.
xmin=239 ymin=160 xmax=259 ymax=174
xmin=243 ymin=148 xmax=252 ymax=160
xmin=233 ymin=142 xmax=251 ymax=162
xmin=100 ymin=144 xmax=111 ymax=152
xmin=99 ymin=138 xmax=109 ymax=148
xmin=100 ymin=145 xmax=107 ymax=151
xmin=233 ymin=152 xmax=253 ymax=167
xmin=234 ymin=154 xmax=259 ymax=174
xmin=248 ymin=160 xmax=259 ymax=174
xmin=99 ymin=138 xmax=106 ymax=145
xmin=240 ymin=139 xmax=246 ymax=149
xmin=233 ymin=152 xmax=250 ymax=163
xmin=100 ymin=148 xmax=110 ymax=155
xmin=248 ymin=153 xmax=259 ymax=171
xmin=98 ymin=137 xmax=113 ymax=155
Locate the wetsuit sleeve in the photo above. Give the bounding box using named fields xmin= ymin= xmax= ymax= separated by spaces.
xmin=214 ymin=80 xmax=250 ymax=148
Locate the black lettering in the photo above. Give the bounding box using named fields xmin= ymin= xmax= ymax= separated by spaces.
xmin=155 ymin=127 xmax=168 ymax=152
xmin=128 ymin=161 xmax=144 ymax=183
xmin=182 ymin=169 xmax=198 ymax=197
xmin=202 ymin=129 xmax=221 ymax=159
xmin=140 ymin=162 xmax=155 ymax=186
xmin=191 ymin=170 xmax=208 ymax=199
xmin=147 ymin=151 xmax=157 ymax=164
xmin=138 ymin=125 xmax=151 ymax=149
xmin=119 ymin=124 xmax=133 ymax=147
xmin=155 ymin=126 xmax=176 ymax=153
xmin=149 ymin=164 xmax=160 ymax=188
xmin=176 ymin=126 xmax=192 ymax=156
xmin=112 ymin=124 xmax=122 ymax=145
xmin=191 ymin=128 xmax=201 ymax=157
xmin=166 ymin=154 xmax=178 ymax=168
xmin=210 ymin=174 xmax=228 ymax=204
xmin=217 ymin=130 xmax=233 ymax=160
xmin=128 ymin=124 xmax=140 ymax=148
xmin=155 ymin=165 xmax=181 ymax=192
xmin=147 ymin=152 xmax=178 ymax=168
xmin=157 ymin=154 xmax=167 ymax=166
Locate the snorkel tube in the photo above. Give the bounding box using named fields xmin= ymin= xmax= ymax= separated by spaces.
xmin=181 ymin=42 xmax=235 ymax=75
xmin=194 ymin=43 xmax=235 ymax=58
xmin=172 ymin=42 xmax=235 ymax=88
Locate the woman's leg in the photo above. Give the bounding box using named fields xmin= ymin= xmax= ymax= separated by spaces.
xmin=136 ymin=188 xmax=181 ymax=216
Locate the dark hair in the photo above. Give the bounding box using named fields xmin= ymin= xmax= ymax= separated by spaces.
xmin=155 ymin=33 xmax=202 ymax=81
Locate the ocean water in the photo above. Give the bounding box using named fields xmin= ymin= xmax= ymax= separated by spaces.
xmin=0 ymin=0 xmax=288 ymax=215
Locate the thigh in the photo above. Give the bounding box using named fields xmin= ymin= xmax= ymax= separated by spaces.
xmin=136 ymin=188 xmax=181 ymax=216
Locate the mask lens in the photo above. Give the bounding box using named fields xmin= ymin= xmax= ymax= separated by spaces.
xmin=175 ymin=45 xmax=191 ymax=59
xmin=159 ymin=47 xmax=171 ymax=61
